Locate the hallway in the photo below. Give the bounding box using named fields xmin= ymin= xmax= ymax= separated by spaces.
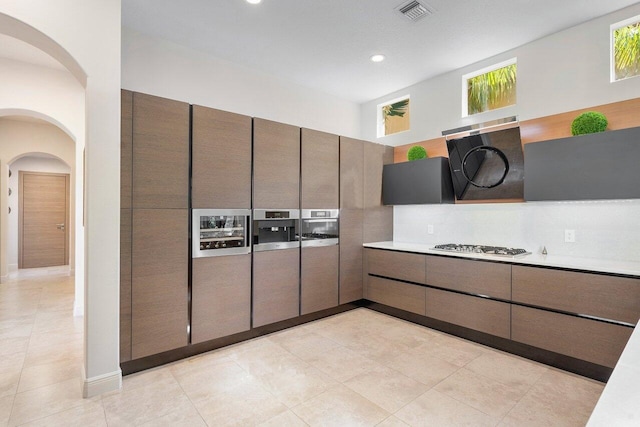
xmin=0 ymin=269 xmax=604 ymax=426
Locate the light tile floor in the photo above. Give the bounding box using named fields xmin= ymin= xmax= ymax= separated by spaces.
xmin=1 ymin=269 xmax=604 ymax=426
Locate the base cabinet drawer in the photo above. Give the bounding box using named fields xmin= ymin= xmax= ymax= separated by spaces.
xmin=426 ymin=256 xmax=511 ymax=299
xmin=425 ymin=289 xmax=511 ymax=339
xmin=253 ymin=248 xmax=300 ymax=328
xmin=367 ymin=249 xmax=426 ymax=284
xmin=512 ymin=305 xmax=633 ymax=368
xmin=512 ymin=266 xmax=640 ymax=325
xmin=366 ymin=276 xmax=426 ymax=315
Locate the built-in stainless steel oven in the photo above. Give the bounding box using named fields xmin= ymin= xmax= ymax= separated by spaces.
xmin=300 ymin=209 xmax=339 ymax=247
xmin=192 ymin=209 xmax=251 ymax=258
xmin=252 ymin=209 xmax=300 ymax=252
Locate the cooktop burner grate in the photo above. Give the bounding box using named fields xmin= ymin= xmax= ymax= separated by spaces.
xmin=433 ymin=243 xmax=531 ymax=258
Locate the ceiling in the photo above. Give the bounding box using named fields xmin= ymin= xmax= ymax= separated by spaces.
xmin=0 ymin=1 xmax=636 ymax=104
xmin=122 ymin=0 xmax=639 ymax=103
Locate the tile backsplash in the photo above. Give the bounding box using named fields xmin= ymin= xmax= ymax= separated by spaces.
xmin=393 ymin=200 xmax=640 ymax=262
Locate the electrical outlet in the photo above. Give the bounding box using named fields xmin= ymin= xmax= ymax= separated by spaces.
xmin=427 ymin=224 xmax=434 ymax=234
xmin=564 ymin=229 xmax=576 ymax=243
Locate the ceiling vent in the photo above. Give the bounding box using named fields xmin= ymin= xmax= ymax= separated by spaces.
xmin=396 ymin=0 xmax=433 ymax=22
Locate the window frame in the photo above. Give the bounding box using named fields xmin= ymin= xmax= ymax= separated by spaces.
xmin=610 ymin=14 xmax=640 ymax=83
xmin=461 ymin=57 xmax=517 ymax=117
xmin=376 ymin=94 xmax=411 ymax=138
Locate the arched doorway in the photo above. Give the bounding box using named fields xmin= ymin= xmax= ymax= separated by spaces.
xmin=0 ymin=4 xmax=122 ymax=398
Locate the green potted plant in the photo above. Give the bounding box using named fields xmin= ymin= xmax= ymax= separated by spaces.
xmin=571 ymin=111 xmax=608 ymax=136
xmin=407 ymin=145 xmax=428 ymax=161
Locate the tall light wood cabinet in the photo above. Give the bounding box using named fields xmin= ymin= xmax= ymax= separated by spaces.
xmin=253 ymin=118 xmax=300 ymax=209
xmin=121 ymin=91 xmax=190 ymax=361
xmin=191 ymin=105 xmax=252 ymax=209
xmin=339 ymin=138 xmax=393 ymax=304
xmin=190 ymin=105 xmax=253 ymax=343
xmin=120 ymin=91 xmax=133 ymax=363
xmin=339 ymin=137 xmax=364 ymax=304
xmin=300 ymin=128 xmax=340 ymax=314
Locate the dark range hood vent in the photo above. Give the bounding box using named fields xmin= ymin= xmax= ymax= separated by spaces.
xmin=396 ymin=0 xmax=434 ymax=22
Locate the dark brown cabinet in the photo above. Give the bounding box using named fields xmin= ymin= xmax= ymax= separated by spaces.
xmin=253 ymin=118 xmax=300 ymax=209
xmin=191 ymin=106 xmax=252 ymax=209
xmin=301 ymin=245 xmax=339 ymax=315
xmin=132 ymin=92 xmax=190 ymax=209
xmin=253 ymin=248 xmax=300 ymax=327
xmin=366 ymin=276 xmax=426 ymax=315
xmin=367 ymin=249 xmax=426 ymax=284
xmin=301 ymin=128 xmax=339 ymax=209
xmin=191 ymin=255 xmax=251 ymax=343
xmin=131 ymin=209 xmax=188 ymax=359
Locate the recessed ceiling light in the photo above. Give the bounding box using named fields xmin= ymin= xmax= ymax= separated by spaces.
xmin=370 ymin=54 xmax=386 ymax=63
xmin=246 ymin=0 xmax=262 ymax=4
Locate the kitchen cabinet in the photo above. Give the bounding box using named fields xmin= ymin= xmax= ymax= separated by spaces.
xmin=191 ymin=254 xmax=251 ymax=344
xmin=301 ymin=245 xmax=339 ymax=315
xmin=131 ymin=209 xmax=188 ymax=359
xmin=425 ymin=288 xmax=511 ymax=339
xmin=253 ymin=118 xmax=300 ymax=209
xmin=367 ymin=276 xmax=426 ymax=315
xmin=120 ymin=90 xmax=133 ymax=363
xmin=367 ymin=248 xmax=426 ymax=284
xmin=191 ymin=105 xmax=252 ymax=209
xmin=512 ymin=266 xmax=640 ymax=325
xmin=381 ymin=157 xmax=455 ymax=205
xmin=512 ymin=305 xmax=632 ymax=368
xmin=132 ymin=92 xmax=190 ymax=209
xmin=253 ymin=248 xmax=300 ymax=327
xmin=339 ymin=137 xmax=364 ymax=304
xmin=426 ymin=256 xmax=511 ymax=300
xmin=364 ymin=142 xmax=393 ymax=243
xmin=301 ymin=128 xmax=339 ymax=209
xmin=339 ymin=208 xmax=364 ymax=304
xmin=524 ymin=126 xmax=640 ymax=201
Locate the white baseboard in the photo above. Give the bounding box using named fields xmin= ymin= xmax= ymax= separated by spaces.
xmin=8 ymin=263 xmax=18 ymax=272
xmin=73 ymin=300 xmax=84 ymax=317
xmin=82 ymin=368 xmax=122 ymax=398
xmin=0 ymin=274 xmax=7 ymax=284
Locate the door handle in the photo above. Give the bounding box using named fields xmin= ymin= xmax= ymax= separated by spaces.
xmin=56 ymin=223 xmax=65 ymax=231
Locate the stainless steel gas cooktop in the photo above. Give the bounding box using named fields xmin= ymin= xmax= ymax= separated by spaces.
xmin=433 ymin=243 xmax=531 ymax=258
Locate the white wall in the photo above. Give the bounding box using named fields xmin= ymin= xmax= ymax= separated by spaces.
xmin=0 ymin=0 xmax=122 ymax=397
xmin=122 ymin=28 xmax=362 ymax=139
xmin=8 ymin=155 xmax=71 ymax=269
xmin=362 ymin=4 xmax=640 ymax=263
xmin=361 ymin=3 xmax=640 ymax=146
xmin=394 ymin=201 xmax=640 ymax=262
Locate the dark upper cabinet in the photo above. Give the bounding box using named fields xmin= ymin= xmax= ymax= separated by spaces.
xmin=525 ymin=126 xmax=640 ymax=201
xmin=253 ymin=118 xmax=300 ymax=209
xmin=301 ymin=128 xmax=339 ymax=209
xmin=192 ymin=105 xmax=252 ymax=209
xmin=382 ymin=157 xmax=455 ymax=205
xmin=132 ymin=92 xmax=190 ymax=209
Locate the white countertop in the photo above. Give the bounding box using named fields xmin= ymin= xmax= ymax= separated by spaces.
xmin=363 ymin=241 xmax=640 ymax=277
xmin=588 ymin=323 xmax=640 ymax=426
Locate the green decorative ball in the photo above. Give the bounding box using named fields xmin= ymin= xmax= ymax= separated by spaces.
xmin=571 ymin=111 xmax=608 ymax=136
xmin=407 ymin=145 xmax=428 ymax=161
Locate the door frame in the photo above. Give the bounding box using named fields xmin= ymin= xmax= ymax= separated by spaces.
xmin=18 ymin=171 xmax=71 ymax=269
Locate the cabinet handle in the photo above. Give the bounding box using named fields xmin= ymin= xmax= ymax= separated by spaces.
xmin=56 ymin=223 xmax=65 ymax=230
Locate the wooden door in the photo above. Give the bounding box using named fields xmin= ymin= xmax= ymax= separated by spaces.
xmin=253 ymin=118 xmax=300 ymax=209
xmin=19 ymin=172 xmax=70 ymax=268
xmin=301 ymin=245 xmax=339 ymax=315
